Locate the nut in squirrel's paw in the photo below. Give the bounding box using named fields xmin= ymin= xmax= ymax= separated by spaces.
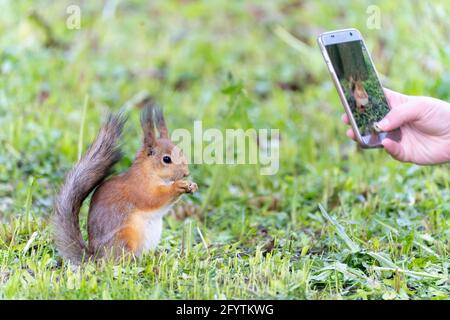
xmin=175 ymin=180 xmax=198 ymax=194
xmin=188 ymin=181 xmax=198 ymax=193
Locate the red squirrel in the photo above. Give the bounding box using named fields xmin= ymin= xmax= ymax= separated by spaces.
xmin=349 ymin=76 xmax=369 ymax=113
xmin=52 ymin=103 xmax=197 ymax=264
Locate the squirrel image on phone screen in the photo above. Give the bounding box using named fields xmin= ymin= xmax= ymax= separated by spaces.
xmin=53 ymin=103 xmax=197 ymax=264
xmin=349 ymin=76 xmax=369 ymax=113
xmin=318 ymin=29 xmax=400 ymax=147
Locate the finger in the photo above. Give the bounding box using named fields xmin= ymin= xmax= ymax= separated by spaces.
xmin=374 ymin=100 xmax=420 ymax=132
xmin=382 ymin=138 xmax=407 ymax=162
xmin=383 ymin=87 xmax=409 ymax=108
xmin=346 ymin=128 xmax=356 ymax=141
xmin=341 ymin=113 xmax=350 ymax=125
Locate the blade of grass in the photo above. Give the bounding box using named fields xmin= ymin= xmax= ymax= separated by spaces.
xmin=372 ymin=266 xmax=445 ymax=280
xmin=24 ymin=176 xmax=36 ymax=234
xmin=196 ymin=226 xmax=209 ymax=255
xmin=366 ymin=251 xmax=398 ymax=269
xmin=22 ymin=231 xmax=38 ymax=255
xmin=374 ymin=218 xmax=439 ymax=257
xmin=318 ymin=204 xmax=360 ymax=253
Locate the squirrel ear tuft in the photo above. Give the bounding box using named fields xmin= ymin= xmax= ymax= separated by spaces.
xmin=140 ymin=104 xmax=157 ymax=147
xmin=154 ymin=107 xmax=169 ymax=139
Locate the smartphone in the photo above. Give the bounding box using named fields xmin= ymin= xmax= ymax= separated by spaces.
xmin=317 ymin=28 xmax=401 ymax=148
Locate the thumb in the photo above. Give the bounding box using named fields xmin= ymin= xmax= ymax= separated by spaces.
xmin=375 ymin=101 xmax=420 ymax=132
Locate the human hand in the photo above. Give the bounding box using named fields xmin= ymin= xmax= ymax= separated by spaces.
xmin=342 ymin=88 xmax=450 ymax=165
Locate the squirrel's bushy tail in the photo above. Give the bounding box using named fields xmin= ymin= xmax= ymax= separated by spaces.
xmin=52 ymin=112 xmax=126 ymax=264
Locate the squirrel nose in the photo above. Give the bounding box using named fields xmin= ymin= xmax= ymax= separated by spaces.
xmin=183 ymin=171 xmax=190 ymax=178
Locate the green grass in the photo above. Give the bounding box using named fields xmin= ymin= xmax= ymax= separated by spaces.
xmin=0 ymin=0 xmax=449 ymax=299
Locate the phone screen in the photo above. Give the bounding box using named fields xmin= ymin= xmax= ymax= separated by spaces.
xmin=325 ymin=40 xmax=390 ymax=142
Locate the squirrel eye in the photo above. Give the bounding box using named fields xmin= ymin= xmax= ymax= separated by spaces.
xmin=163 ymin=156 xmax=172 ymax=164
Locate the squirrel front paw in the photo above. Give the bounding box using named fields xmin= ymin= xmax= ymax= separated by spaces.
xmin=174 ymin=180 xmax=198 ymax=194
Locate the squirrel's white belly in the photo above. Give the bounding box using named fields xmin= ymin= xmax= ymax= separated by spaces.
xmin=141 ymin=205 xmax=173 ymax=253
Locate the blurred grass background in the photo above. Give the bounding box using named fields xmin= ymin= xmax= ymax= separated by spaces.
xmin=0 ymin=0 xmax=449 ymax=299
